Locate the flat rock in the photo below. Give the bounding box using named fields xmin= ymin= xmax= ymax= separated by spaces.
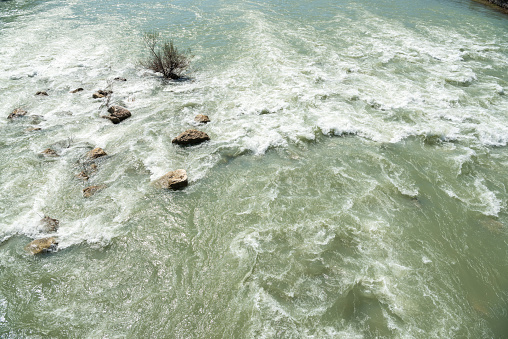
xmin=195 ymin=114 xmax=210 ymax=124
xmin=172 ymin=129 xmax=210 ymax=146
xmin=40 ymin=216 xmax=59 ymax=233
xmin=102 ymin=106 xmax=131 ymax=124
xmin=87 ymin=147 xmax=107 ymax=159
xmin=83 ymin=185 xmax=106 ymax=198
xmin=93 ymin=90 xmax=112 ymax=98
xmin=153 ymin=169 xmax=188 ymax=189
xmin=25 ymin=237 xmax=58 ymax=255
xmin=7 ymin=108 xmax=27 ymax=119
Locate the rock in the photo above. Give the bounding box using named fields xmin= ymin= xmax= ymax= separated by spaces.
xmin=76 ymin=171 xmax=89 ymax=181
xmin=102 ymin=106 xmax=131 ymax=124
xmin=87 ymin=147 xmax=107 ymax=159
xmin=153 ymin=169 xmax=188 ymax=190
xmin=172 ymin=129 xmax=210 ymax=146
xmin=7 ymin=108 xmax=27 ymax=119
xmin=114 ymin=77 xmax=127 ymax=81
xmin=83 ymin=185 xmax=106 ymax=198
xmin=35 ymin=91 xmax=48 ymax=96
xmin=92 ymin=90 xmax=112 ymax=98
xmin=71 ymin=88 xmax=84 ymax=93
xmin=40 ymin=216 xmax=59 ymax=233
xmin=26 ymin=127 xmax=42 ymax=132
xmin=195 ymin=114 xmax=210 ymax=124
xmin=41 ymin=148 xmax=58 ymax=157
xmin=25 ymin=237 xmax=58 ymax=255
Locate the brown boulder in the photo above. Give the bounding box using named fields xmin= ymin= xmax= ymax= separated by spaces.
xmin=153 ymin=169 xmax=188 ymax=189
xmin=172 ymin=129 xmax=210 ymax=146
xmin=87 ymin=147 xmax=107 ymax=159
xmin=102 ymin=106 xmax=131 ymax=124
xmin=40 ymin=216 xmax=59 ymax=233
xmin=25 ymin=237 xmax=58 ymax=255
xmin=195 ymin=114 xmax=210 ymax=124
xmin=83 ymin=185 xmax=106 ymax=198
xmin=7 ymin=108 xmax=27 ymax=119
xmin=92 ymin=90 xmax=112 ymax=98
xmin=41 ymin=148 xmax=58 ymax=157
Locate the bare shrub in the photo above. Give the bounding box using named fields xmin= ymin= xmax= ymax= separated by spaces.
xmin=139 ymin=32 xmax=190 ymax=80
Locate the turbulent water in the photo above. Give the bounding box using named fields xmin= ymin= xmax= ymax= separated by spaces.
xmin=1 ymin=0 xmax=508 ymax=337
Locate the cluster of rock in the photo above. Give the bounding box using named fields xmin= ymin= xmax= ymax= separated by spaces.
xmin=8 ymin=85 xmax=212 ymax=255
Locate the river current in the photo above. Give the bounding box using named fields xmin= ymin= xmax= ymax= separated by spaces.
xmin=1 ymin=0 xmax=508 ymax=337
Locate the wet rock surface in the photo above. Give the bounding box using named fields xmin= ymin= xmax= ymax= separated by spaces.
xmin=172 ymin=129 xmax=210 ymax=146
xmin=102 ymin=106 xmax=131 ymax=124
xmin=153 ymin=169 xmax=188 ymax=189
xmin=25 ymin=237 xmax=58 ymax=255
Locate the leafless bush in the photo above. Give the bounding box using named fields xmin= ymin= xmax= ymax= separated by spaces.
xmin=139 ymin=32 xmax=190 ymax=80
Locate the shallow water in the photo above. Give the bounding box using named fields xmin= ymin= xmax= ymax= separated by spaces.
xmin=1 ymin=0 xmax=508 ymax=337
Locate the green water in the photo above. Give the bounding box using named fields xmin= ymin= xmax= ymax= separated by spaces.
xmin=1 ymin=0 xmax=508 ymax=337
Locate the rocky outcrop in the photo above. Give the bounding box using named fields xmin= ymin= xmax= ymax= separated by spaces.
xmin=7 ymin=108 xmax=27 ymax=119
xmin=102 ymin=106 xmax=131 ymax=124
xmin=486 ymin=0 xmax=508 ymax=9
xmin=87 ymin=147 xmax=107 ymax=159
xmin=83 ymin=185 xmax=106 ymax=198
xmin=92 ymin=90 xmax=112 ymax=99
xmin=195 ymin=114 xmax=210 ymax=124
xmin=153 ymin=169 xmax=188 ymax=189
xmin=172 ymin=129 xmax=210 ymax=146
xmin=25 ymin=237 xmax=58 ymax=255
xmin=40 ymin=216 xmax=59 ymax=233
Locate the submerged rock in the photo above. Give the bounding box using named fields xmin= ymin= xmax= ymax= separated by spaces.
xmin=26 ymin=127 xmax=42 ymax=132
xmin=92 ymin=89 xmax=112 ymax=98
xmin=40 ymin=216 xmax=59 ymax=233
xmin=83 ymin=185 xmax=106 ymax=198
xmin=172 ymin=129 xmax=210 ymax=146
xmin=35 ymin=91 xmax=48 ymax=96
xmin=114 ymin=77 xmax=127 ymax=81
xmin=41 ymin=148 xmax=59 ymax=157
xmin=87 ymin=147 xmax=107 ymax=159
xmin=102 ymin=106 xmax=131 ymax=124
xmin=76 ymin=163 xmax=98 ymax=181
xmin=7 ymin=108 xmax=27 ymax=119
xmin=25 ymin=237 xmax=58 ymax=255
xmin=153 ymin=169 xmax=188 ymax=189
xmin=71 ymin=88 xmax=84 ymax=93
xmin=194 ymin=114 xmax=210 ymax=124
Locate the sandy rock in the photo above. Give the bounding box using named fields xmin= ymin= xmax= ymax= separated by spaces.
xmin=195 ymin=114 xmax=210 ymax=124
xmin=83 ymin=185 xmax=106 ymax=198
xmin=41 ymin=148 xmax=59 ymax=157
xmin=153 ymin=169 xmax=188 ymax=190
xmin=40 ymin=216 xmax=59 ymax=233
xmin=93 ymin=90 xmax=112 ymax=98
xmin=102 ymin=106 xmax=131 ymax=124
xmin=172 ymin=129 xmax=210 ymax=146
xmin=25 ymin=237 xmax=58 ymax=255
xmin=7 ymin=108 xmax=27 ymax=119
xmin=87 ymin=147 xmax=107 ymax=159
